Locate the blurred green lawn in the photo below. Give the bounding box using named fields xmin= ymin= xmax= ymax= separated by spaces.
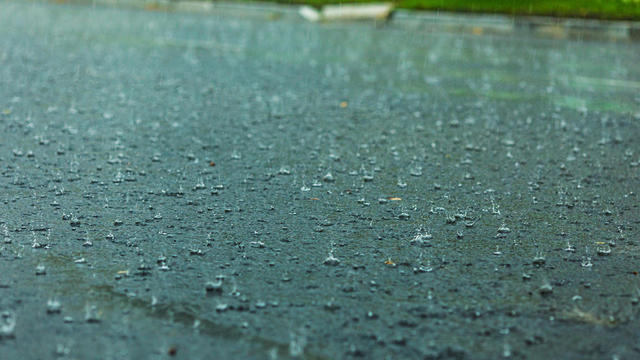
xmin=263 ymin=0 xmax=640 ymax=20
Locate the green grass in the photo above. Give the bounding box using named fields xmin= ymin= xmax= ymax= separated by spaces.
xmin=263 ymin=0 xmax=640 ymax=20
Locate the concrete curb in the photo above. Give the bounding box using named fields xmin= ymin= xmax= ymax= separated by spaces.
xmin=47 ymin=0 xmax=640 ymax=41
xmin=299 ymin=3 xmax=394 ymax=22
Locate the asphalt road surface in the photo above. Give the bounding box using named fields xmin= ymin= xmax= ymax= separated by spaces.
xmin=1 ymin=1 xmax=640 ymax=359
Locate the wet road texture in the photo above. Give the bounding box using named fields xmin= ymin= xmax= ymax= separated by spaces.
xmin=1 ymin=1 xmax=640 ymax=359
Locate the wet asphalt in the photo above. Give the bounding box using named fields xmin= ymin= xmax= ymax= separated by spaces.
xmin=1 ymin=1 xmax=640 ymax=359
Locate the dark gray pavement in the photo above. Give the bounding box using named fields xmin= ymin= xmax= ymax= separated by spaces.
xmin=1 ymin=1 xmax=640 ymax=359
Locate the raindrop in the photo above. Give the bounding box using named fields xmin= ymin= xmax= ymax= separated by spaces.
xmin=205 ymin=280 xmax=223 ymax=294
xmin=596 ymin=245 xmax=611 ymax=256
xmin=190 ymin=249 xmax=204 ymax=256
xmin=2 ymin=225 xmax=10 ymax=244
xmin=532 ymin=253 xmax=546 ymax=266
xmin=323 ymin=253 xmax=340 ymax=266
xmin=84 ymin=304 xmax=101 ymax=323
xmin=69 ymin=215 xmax=80 ymax=227
xmin=413 ymin=260 xmax=433 ymax=273
xmin=409 ymin=166 xmax=423 ymax=177
xmin=46 ymin=299 xmax=62 ymax=314
xmin=55 ymin=344 xmax=70 ymax=356
xmin=631 ymin=289 xmax=639 ymax=305
xmin=564 ymin=242 xmax=575 ymax=252
xmin=322 ymin=172 xmax=335 ymax=182
xmin=0 ymin=312 xmax=16 ymax=338
xmin=538 ymin=281 xmax=553 ymax=296
xmin=250 ymin=240 xmax=266 ymax=248
xmin=157 ymin=255 xmax=170 ymax=271
xmin=35 ymin=264 xmax=46 ymax=275
xmin=464 ymin=219 xmax=477 ymax=228
xmin=410 ymin=230 xmax=432 ymax=246
xmin=112 ymin=171 xmax=124 ymax=184
xmin=193 ymin=179 xmax=206 ymax=190
xmin=32 ymin=238 xmax=46 ymax=249
xmin=158 ymin=264 xmax=170 ymax=271
xmin=278 ymin=167 xmax=291 ymax=176
xmin=289 ymin=329 xmax=307 ymax=358
xmin=502 ymin=343 xmax=512 ymax=358
xmin=324 ymin=299 xmax=340 ymax=311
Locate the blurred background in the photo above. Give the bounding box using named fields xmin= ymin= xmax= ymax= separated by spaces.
xmin=52 ymin=0 xmax=640 ymax=20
